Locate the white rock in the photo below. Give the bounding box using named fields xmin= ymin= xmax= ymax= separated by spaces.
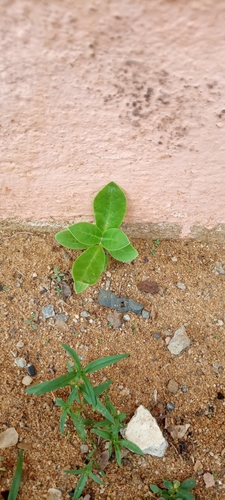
xmin=203 ymin=472 xmax=215 ymax=488
xmin=0 ymin=428 xmax=18 ymax=448
xmin=22 ymin=376 xmax=33 ymax=386
xmin=121 ymin=405 xmax=168 ymax=457
xmin=47 ymin=488 xmax=62 ymax=499
xmin=177 ymin=282 xmax=186 ymax=290
xmin=15 ymin=357 xmax=27 ymax=368
xmin=168 ymin=326 xmax=190 ymax=355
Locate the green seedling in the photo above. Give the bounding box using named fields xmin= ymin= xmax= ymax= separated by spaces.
xmin=55 ymin=285 xmax=62 ymax=294
xmin=153 ymin=238 xmax=161 ymax=247
xmin=150 ymin=477 xmax=196 ymax=500
xmin=25 ymin=313 xmax=38 ymax=330
xmin=150 ymin=249 xmax=156 ymax=257
xmin=8 ymin=449 xmax=23 ymax=500
xmin=0 ymin=456 xmax=6 ymax=475
xmin=26 ymin=345 xmax=143 ymax=499
xmin=55 ymin=182 xmax=138 ymax=293
xmin=52 ymin=267 xmax=65 ymax=282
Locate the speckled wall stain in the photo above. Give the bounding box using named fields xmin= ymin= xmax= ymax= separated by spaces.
xmin=0 ymin=0 xmax=225 ymax=237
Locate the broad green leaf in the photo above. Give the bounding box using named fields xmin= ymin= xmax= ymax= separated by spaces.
xmin=163 ymin=478 xmax=173 ymax=490
xmin=174 ymin=490 xmax=195 ymax=500
xmin=74 ymin=281 xmax=89 ymax=294
xmin=93 ymin=380 xmax=112 ymax=397
xmin=89 ymin=471 xmax=105 ymax=485
xmin=93 ymin=182 xmax=126 ymax=232
xmin=101 ymin=228 xmax=130 ymax=251
xmin=25 ymin=372 xmax=75 ymax=395
xmin=180 ymin=478 xmax=196 ymax=490
xmin=109 ymin=244 xmax=138 ymax=262
xmin=84 ymin=353 xmax=130 ymax=374
xmin=150 ymin=484 xmax=161 ymax=494
xmin=72 ymin=246 xmax=106 ymax=285
xmin=103 ymin=253 xmax=108 ymax=271
xmin=69 ymin=222 xmax=102 ymax=246
xmin=62 ymin=344 xmax=82 ymax=370
xmin=55 ymin=230 xmax=88 ymax=250
xmin=119 ymin=439 xmax=144 ymax=455
xmin=8 ymin=449 xmax=23 ymax=500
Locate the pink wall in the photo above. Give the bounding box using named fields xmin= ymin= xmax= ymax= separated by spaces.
xmin=1 ymin=0 xmax=225 ymax=239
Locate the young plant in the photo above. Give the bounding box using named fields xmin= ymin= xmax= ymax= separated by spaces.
xmin=55 ymin=182 xmax=138 ymax=293
xmin=150 ymin=477 xmax=196 ymax=500
xmin=26 ymin=345 xmax=143 ymax=499
xmin=8 ymin=449 xmax=24 ymax=500
xmin=52 ymin=267 xmax=65 ymax=282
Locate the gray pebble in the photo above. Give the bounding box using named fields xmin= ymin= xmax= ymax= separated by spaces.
xmin=181 ymin=385 xmax=188 ymax=393
xmin=15 ymin=357 xmax=27 ymax=368
xmin=105 ymin=280 xmax=111 ymax=290
xmin=80 ymin=311 xmax=90 ymax=318
xmin=154 ymin=332 xmax=161 ymax=340
xmin=177 ymin=282 xmax=186 ymax=290
xmin=172 ymin=256 xmax=178 ymax=263
xmin=142 ymin=310 xmax=150 ymax=319
xmin=123 ymin=314 xmax=131 ymax=321
xmin=167 ymin=402 xmax=175 ymax=411
xmin=55 ymin=314 xmax=69 ymax=323
xmin=167 ymin=379 xmax=179 ymax=394
xmin=42 ymin=305 xmax=55 ymax=319
xmin=63 ymin=253 xmax=70 ymax=259
xmin=16 ymin=341 xmax=24 ymax=348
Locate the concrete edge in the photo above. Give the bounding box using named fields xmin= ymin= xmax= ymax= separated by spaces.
xmin=0 ymin=219 xmax=224 ymax=243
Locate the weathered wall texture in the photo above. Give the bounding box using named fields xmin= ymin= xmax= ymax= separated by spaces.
xmin=0 ymin=0 xmax=225 ymax=239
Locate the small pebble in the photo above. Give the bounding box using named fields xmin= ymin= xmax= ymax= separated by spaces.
xmin=172 ymin=256 xmax=178 ymax=262
xmin=105 ymin=280 xmax=111 ymax=290
xmin=167 ymin=380 xmax=179 ymax=394
xmin=177 ymin=282 xmax=186 ymax=290
xmin=55 ymin=314 xmax=69 ymax=323
xmin=42 ymin=305 xmax=55 ymax=319
xmin=142 ymin=310 xmax=150 ymax=319
xmin=181 ymin=385 xmax=188 ymax=393
xmin=32 ymin=272 xmax=37 ymax=278
xmin=154 ymin=332 xmax=161 ymax=340
xmin=80 ymin=444 xmax=89 ymax=454
xmin=16 ymin=341 xmax=24 ymax=348
xmin=15 ymin=357 xmax=27 ymax=368
xmin=27 ymin=364 xmax=36 ymax=376
xmin=80 ymin=311 xmax=90 ymax=318
xmin=167 ymin=402 xmax=175 ymax=411
xmin=63 ymin=253 xmax=70 ymax=259
xmin=217 ymin=320 xmax=224 ymax=326
xmin=123 ymin=314 xmax=131 ymax=321
xmin=22 ymin=375 xmax=33 ymax=386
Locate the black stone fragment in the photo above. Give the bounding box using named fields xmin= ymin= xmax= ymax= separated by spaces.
xmin=98 ymin=290 xmax=144 ymax=316
xmin=217 ymin=392 xmax=224 ymax=399
xmin=27 ymin=364 xmax=36 ymax=376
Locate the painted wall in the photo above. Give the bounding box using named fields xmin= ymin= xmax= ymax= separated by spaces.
xmin=1 ymin=0 xmax=225 ymax=239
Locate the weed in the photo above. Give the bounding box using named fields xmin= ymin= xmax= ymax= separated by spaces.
xmin=55 ymin=182 xmax=138 ymax=293
xmin=150 ymin=249 xmax=156 ymax=257
xmin=150 ymin=477 xmax=196 ymax=499
xmin=153 ymin=238 xmax=161 ymax=247
xmin=131 ymin=323 xmax=137 ymax=335
xmin=25 ymin=313 xmax=38 ymax=330
xmin=0 ymin=456 xmax=6 ymax=475
xmin=26 ymin=345 xmax=143 ymax=499
xmin=52 ymin=267 xmax=65 ymax=282
xmin=8 ymin=449 xmax=23 ymax=500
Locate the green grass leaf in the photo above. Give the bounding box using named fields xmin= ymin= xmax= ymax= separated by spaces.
xmin=89 ymin=471 xmax=105 ymax=485
xmin=108 ymin=244 xmax=138 ymax=262
xmin=72 ymin=246 xmax=106 ymax=285
xmin=59 ymin=410 xmax=68 ymax=434
xmin=69 ymin=411 xmax=87 ymax=442
xmin=101 ymin=228 xmax=130 ymax=251
xmin=93 ymin=182 xmax=126 ymax=232
xmin=72 ymin=473 xmax=88 ymax=500
xmin=25 ymin=372 xmax=76 ymax=395
xmin=114 ymin=443 xmax=122 ymax=466
xmin=55 ymin=230 xmax=88 ymax=250
xmin=69 ymin=222 xmax=102 ymax=246
xmin=62 ymin=344 xmax=82 ymax=370
xmin=84 ymin=353 xmax=130 ymax=373
xmin=8 ymin=449 xmax=23 ymax=500
xmin=93 ymin=379 xmax=113 ymax=397
xmin=119 ymin=439 xmax=144 ymax=455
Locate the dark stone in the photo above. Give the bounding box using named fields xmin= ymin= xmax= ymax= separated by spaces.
xmin=27 ymin=364 xmax=36 ymax=376
xmin=217 ymin=391 xmax=224 ymax=399
xmin=98 ymin=290 xmax=143 ymax=315
xmin=40 ymin=287 xmax=48 ymax=295
xmin=0 ymin=284 xmax=3 ymax=291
